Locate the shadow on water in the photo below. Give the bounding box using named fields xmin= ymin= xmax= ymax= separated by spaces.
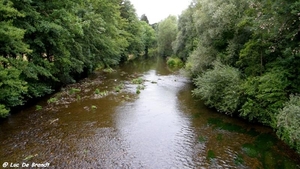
xmin=0 ymin=57 xmax=299 ymax=168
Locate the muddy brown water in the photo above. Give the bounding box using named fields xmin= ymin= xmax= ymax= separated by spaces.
xmin=0 ymin=57 xmax=299 ymax=169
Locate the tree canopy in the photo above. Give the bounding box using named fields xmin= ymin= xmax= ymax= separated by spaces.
xmin=170 ymin=0 xmax=300 ymax=153
xmin=0 ymin=0 xmax=156 ymax=117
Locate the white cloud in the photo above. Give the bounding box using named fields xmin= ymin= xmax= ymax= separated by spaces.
xmin=130 ymin=0 xmax=192 ymax=24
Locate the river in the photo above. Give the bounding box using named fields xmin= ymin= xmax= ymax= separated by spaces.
xmin=0 ymin=57 xmax=299 ymax=168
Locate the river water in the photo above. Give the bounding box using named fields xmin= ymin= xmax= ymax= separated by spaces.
xmin=0 ymin=57 xmax=299 ymax=168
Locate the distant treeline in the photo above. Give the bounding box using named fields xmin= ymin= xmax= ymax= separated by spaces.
xmin=155 ymin=0 xmax=300 ymax=153
xmin=0 ymin=0 xmax=156 ymax=117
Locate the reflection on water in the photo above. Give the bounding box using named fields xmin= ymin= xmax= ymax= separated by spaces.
xmin=0 ymin=57 xmax=299 ymax=168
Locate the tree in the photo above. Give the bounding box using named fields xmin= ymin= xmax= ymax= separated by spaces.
xmin=157 ymin=15 xmax=178 ymax=57
xmin=172 ymin=3 xmax=198 ymax=61
xmin=119 ymin=0 xmax=144 ymax=58
xmin=140 ymin=14 xmax=149 ymax=24
xmin=140 ymin=21 xmax=156 ymax=56
xmin=0 ymin=0 xmax=30 ymax=57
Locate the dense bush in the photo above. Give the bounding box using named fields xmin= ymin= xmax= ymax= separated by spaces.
xmin=239 ymin=70 xmax=289 ymax=127
xmin=192 ymin=61 xmax=241 ymax=114
xmin=276 ymin=95 xmax=300 ymax=154
xmin=167 ymin=57 xmax=184 ymax=68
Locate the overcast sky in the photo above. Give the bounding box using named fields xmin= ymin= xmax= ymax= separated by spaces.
xmin=129 ymin=0 xmax=192 ymax=24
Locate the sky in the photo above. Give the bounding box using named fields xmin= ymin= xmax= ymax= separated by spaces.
xmin=129 ymin=0 xmax=192 ymax=24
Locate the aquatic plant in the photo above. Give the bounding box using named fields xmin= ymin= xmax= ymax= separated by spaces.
xmin=198 ymin=135 xmax=207 ymax=143
xmin=114 ymin=83 xmax=125 ymax=92
xmin=137 ymin=85 xmax=145 ymax=90
xmin=234 ymin=154 xmax=244 ymax=165
xmin=136 ymin=89 xmax=141 ymax=94
xmin=132 ymin=77 xmax=143 ymax=84
xmin=216 ymin=134 xmax=223 ymax=141
xmin=207 ymin=150 xmax=216 ymax=160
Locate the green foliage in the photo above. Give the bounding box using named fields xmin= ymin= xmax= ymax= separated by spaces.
xmin=198 ymin=135 xmax=207 ymax=143
xmin=132 ymin=77 xmax=143 ymax=84
xmin=172 ymin=5 xmax=198 ymax=61
xmin=137 ymin=85 xmax=145 ymax=90
xmin=167 ymin=57 xmax=184 ymax=68
xmin=140 ymin=21 xmax=157 ymax=56
xmin=35 ymin=105 xmax=42 ymax=111
xmin=207 ymin=150 xmax=216 ymax=160
xmin=136 ymin=89 xmax=141 ymax=94
xmin=0 ymin=58 xmax=28 ymax=108
xmin=175 ymin=0 xmax=300 ymax=153
xmin=240 ymin=69 xmax=289 ymax=126
xmin=0 ymin=0 xmax=151 ymax=117
xmin=114 ymin=83 xmax=125 ymax=93
xmin=234 ymin=154 xmax=244 ymax=165
xmin=276 ymin=95 xmax=300 ymax=154
xmin=0 ymin=104 xmax=9 ymax=118
xmin=94 ymin=88 xmax=100 ymax=95
xmin=193 ymin=62 xmax=241 ymax=114
xmin=157 ymin=15 xmax=178 ymax=57
xmin=69 ymin=88 xmax=81 ymax=95
xmin=47 ymin=97 xmax=58 ymax=104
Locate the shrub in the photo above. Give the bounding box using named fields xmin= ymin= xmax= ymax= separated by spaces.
xmin=192 ymin=61 xmax=241 ymax=114
xmin=0 ymin=104 xmax=9 ymax=118
xmin=239 ymin=69 xmax=288 ymax=127
xmin=167 ymin=57 xmax=184 ymax=68
xmin=276 ymin=94 xmax=300 ymax=154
